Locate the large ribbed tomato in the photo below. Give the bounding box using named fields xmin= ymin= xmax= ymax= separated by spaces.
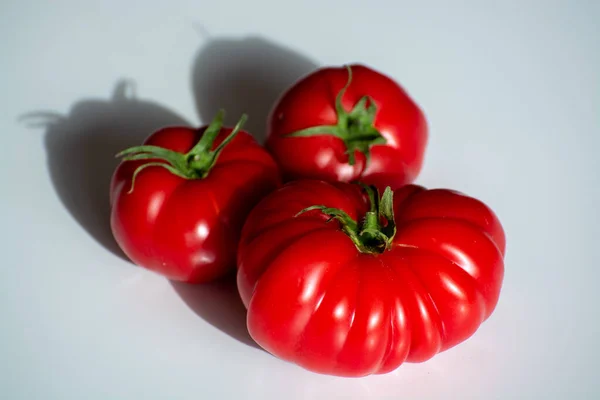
xmin=110 ymin=112 xmax=280 ymax=283
xmin=266 ymin=64 xmax=428 ymax=191
xmin=237 ymin=180 xmax=505 ymax=376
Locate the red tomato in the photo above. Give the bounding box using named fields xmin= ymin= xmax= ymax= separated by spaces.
xmin=237 ymin=180 xmax=505 ymax=376
xmin=110 ymin=112 xmax=280 ymax=283
xmin=266 ymin=64 xmax=428 ymax=191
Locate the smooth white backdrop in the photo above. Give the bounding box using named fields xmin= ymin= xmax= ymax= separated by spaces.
xmin=1 ymin=0 xmax=598 ymax=399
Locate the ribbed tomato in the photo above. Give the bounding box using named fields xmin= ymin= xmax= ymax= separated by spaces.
xmin=237 ymin=180 xmax=505 ymax=376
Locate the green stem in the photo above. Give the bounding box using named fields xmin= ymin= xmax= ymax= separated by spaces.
xmin=296 ymin=184 xmax=396 ymax=254
xmin=285 ymin=65 xmax=386 ymax=166
xmin=335 ymin=65 xmax=353 ymax=118
xmin=188 ymin=110 xmax=226 ymax=155
xmin=379 ymin=187 xmax=396 ymax=239
xmin=126 ymin=162 xmax=188 ymax=194
xmin=116 ymin=110 xmax=247 ymax=193
xmin=189 ymin=113 xmax=248 ymax=173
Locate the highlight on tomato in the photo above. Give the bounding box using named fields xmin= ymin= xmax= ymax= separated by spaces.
xmin=237 ymin=180 xmax=505 ymax=376
xmin=110 ymin=111 xmax=281 ymax=283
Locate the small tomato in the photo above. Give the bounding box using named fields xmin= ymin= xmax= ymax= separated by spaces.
xmin=110 ymin=111 xmax=280 ymax=283
xmin=267 ymin=65 xmax=428 ymax=191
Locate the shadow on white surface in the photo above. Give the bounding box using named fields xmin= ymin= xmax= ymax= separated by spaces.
xmin=18 ymin=35 xmax=319 ymax=359
xmin=20 ymin=80 xmax=191 ymax=259
xmin=192 ymin=36 xmax=318 ymax=142
xmin=171 ymin=276 xmax=262 ymax=350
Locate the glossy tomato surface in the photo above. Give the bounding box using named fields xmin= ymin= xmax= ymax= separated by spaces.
xmin=266 ymin=64 xmax=428 ymax=191
xmin=237 ymin=180 xmax=505 ymax=376
xmin=111 ymin=125 xmax=280 ymax=283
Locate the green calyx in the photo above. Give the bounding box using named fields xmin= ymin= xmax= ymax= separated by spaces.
xmin=116 ymin=110 xmax=247 ymax=193
xmin=297 ymin=185 xmax=396 ymax=254
xmin=285 ymin=65 xmax=386 ymax=166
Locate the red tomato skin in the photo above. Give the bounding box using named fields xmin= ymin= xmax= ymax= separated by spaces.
xmin=237 ymin=180 xmax=505 ymax=376
xmin=266 ymin=64 xmax=428 ymax=191
xmin=110 ymin=126 xmax=280 ymax=283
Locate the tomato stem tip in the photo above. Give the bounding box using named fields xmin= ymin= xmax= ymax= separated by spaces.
xmin=296 ymin=185 xmax=396 ymax=254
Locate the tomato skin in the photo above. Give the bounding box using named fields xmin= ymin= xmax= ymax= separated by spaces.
xmin=110 ymin=125 xmax=280 ymax=283
xmin=237 ymin=180 xmax=505 ymax=376
xmin=266 ymin=64 xmax=428 ymax=191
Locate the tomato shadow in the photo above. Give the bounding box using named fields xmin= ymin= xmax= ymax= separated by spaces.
xmin=171 ymin=276 xmax=262 ymax=350
xmin=191 ymin=35 xmax=318 ymax=143
xmin=20 ymin=36 xmax=315 ymax=350
xmin=20 ymin=80 xmax=191 ymax=260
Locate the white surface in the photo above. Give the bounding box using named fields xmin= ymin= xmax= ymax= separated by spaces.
xmin=1 ymin=0 xmax=598 ymax=398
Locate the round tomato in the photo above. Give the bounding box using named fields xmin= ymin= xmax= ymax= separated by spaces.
xmin=110 ymin=111 xmax=280 ymax=283
xmin=237 ymin=180 xmax=505 ymax=376
xmin=266 ymin=64 xmax=428 ymax=191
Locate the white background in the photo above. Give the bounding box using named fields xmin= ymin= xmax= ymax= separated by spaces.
xmin=1 ymin=0 xmax=598 ymax=399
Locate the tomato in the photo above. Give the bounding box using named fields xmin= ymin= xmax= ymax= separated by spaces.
xmin=237 ymin=180 xmax=505 ymax=376
xmin=266 ymin=64 xmax=428 ymax=191
xmin=110 ymin=111 xmax=280 ymax=283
